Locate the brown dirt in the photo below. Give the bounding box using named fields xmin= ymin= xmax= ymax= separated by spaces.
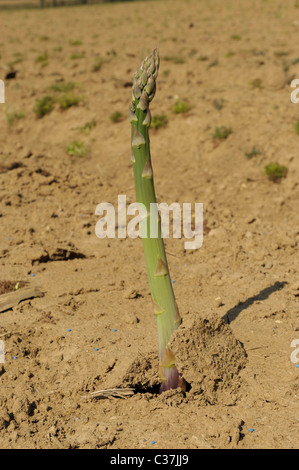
xmin=0 ymin=0 xmax=299 ymax=449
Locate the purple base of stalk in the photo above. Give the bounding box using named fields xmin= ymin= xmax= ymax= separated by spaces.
xmin=159 ymin=367 xmax=182 ymax=394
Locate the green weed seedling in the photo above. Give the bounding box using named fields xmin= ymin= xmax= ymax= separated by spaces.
xmin=294 ymin=120 xmax=299 ymax=135
xmin=79 ymin=118 xmax=97 ymax=135
xmin=164 ymin=55 xmax=185 ymax=64
xmin=197 ymin=54 xmax=208 ymax=61
xmin=213 ymin=126 xmax=232 ymax=140
xmin=69 ymin=40 xmax=83 ymax=46
xmin=110 ymin=111 xmax=124 ymax=123
xmin=49 ymin=81 xmax=76 ymax=93
xmin=34 ymin=96 xmax=54 ymax=118
xmin=66 ymin=141 xmax=89 ymax=158
xmin=92 ymin=57 xmax=106 ymax=72
xmin=212 ymin=98 xmax=225 ymax=110
xmin=249 ymin=78 xmax=263 ymax=89
xmin=173 ymin=99 xmax=190 ymax=114
xmin=35 ymin=52 xmax=48 ymax=67
xmin=151 ymin=114 xmax=168 ymax=129
xmin=70 ymin=52 xmax=85 ymax=60
xmin=4 ymin=106 xmax=25 ymax=125
xmin=245 ymin=147 xmax=261 ymax=159
xmin=57 ymin=93 xmax=81 ymax=110
xmin=265 ymin=163 xmax=287 ymax=182
xmin=225 ymin=50 xmax=235 ymax=58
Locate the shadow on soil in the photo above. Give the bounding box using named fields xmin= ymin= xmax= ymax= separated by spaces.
xmin=222 ymin=281 xmax=288 ymax=324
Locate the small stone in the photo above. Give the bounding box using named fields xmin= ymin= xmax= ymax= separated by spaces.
xmin=123 ymin=289 xmax=140 ymax=299
xmin=214 ymin=297 xmax=223 ymax=308
xmin=264 ymin=260 xmax=273 ymax=269
xmin=124 ymin=312 xmax=138 ymax=324
xmin=290 ymin=282 xmax=299 ymax=292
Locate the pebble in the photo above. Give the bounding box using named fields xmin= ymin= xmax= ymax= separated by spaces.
xmin=214 ymin=296 xmax=223 ymax=308
xmin=264 ymin=260 xmax=273 ymax=269
xmin=290 ymin=282 xmax=299 ymax=292
xmin=123 ymin=289 xmax=140 ymax=299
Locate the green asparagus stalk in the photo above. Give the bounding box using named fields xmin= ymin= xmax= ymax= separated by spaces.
xmin=129 ymin=49 xmax=185 ymax=393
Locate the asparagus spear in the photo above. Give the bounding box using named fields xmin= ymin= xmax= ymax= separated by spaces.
xmin=129 ymin=49 xmax=185 ymax=393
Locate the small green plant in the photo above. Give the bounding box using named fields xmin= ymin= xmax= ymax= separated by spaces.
xmin=35 ymin=51 xmax=49 ymax=67
xmin=207 ymin=58 xmax=219 ymax=69
xmin=8 ymin=53 xmax=24 ymax=67
xmin=249 ymin=78 xmax=263 ymax=89
xmin=294 ymin=120 xmax=299 ymax=135
xmin=69 ymin=39 xmax=82 ymax=46
xmin=225 ymin=50 xmax=235 ymax=58
xmin=4 ymin=106 xmax=25 ymax=125
xmin=110 ymin=111 xmax=124 ymax=123
xmin=245 ymin=147 xmax=261 ymax=159
xmin=57 ymin=93 xmax=81 ymax=110
xmin=265 ymin=163 xmax=287 ymax=182
xmin=70 ymin=52 xmax=85 ymax=60
xmin=34 ymin=96 xmax=54 ymax=118
xmin=49 ymin=81 xmax=76 ymax=93
xmin=164 ymin=55 xmax=185 ymax=64
xmin=151 ymin=114 xmax=168 ymax=129
xmin=197 ymin=54 xmax=208 ymax=61
xmin=231 ymin=34 xmax=241 ymax=40
xmin=92 ymin=56 xmax=106 ymax=72
xmin=213 ymin=126 xmax=232 ymax=140
xmin=78 ymin=118 xmax=97 ymax=134
xmin=66 ymin=141 xmax=89 ymax=158
xmin=189 ymin=48 xmax=197 ymax=58
xmin=212 ymin=98 xmax=225 ymax=110
xmin=274 ymin=50 xmax=289 ymax=57
xmin=173 ymin=99 xmax=190 ymax=114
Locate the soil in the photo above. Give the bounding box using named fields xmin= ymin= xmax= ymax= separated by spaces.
xmin=0 ymin=0 xmax=299 ymax=449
